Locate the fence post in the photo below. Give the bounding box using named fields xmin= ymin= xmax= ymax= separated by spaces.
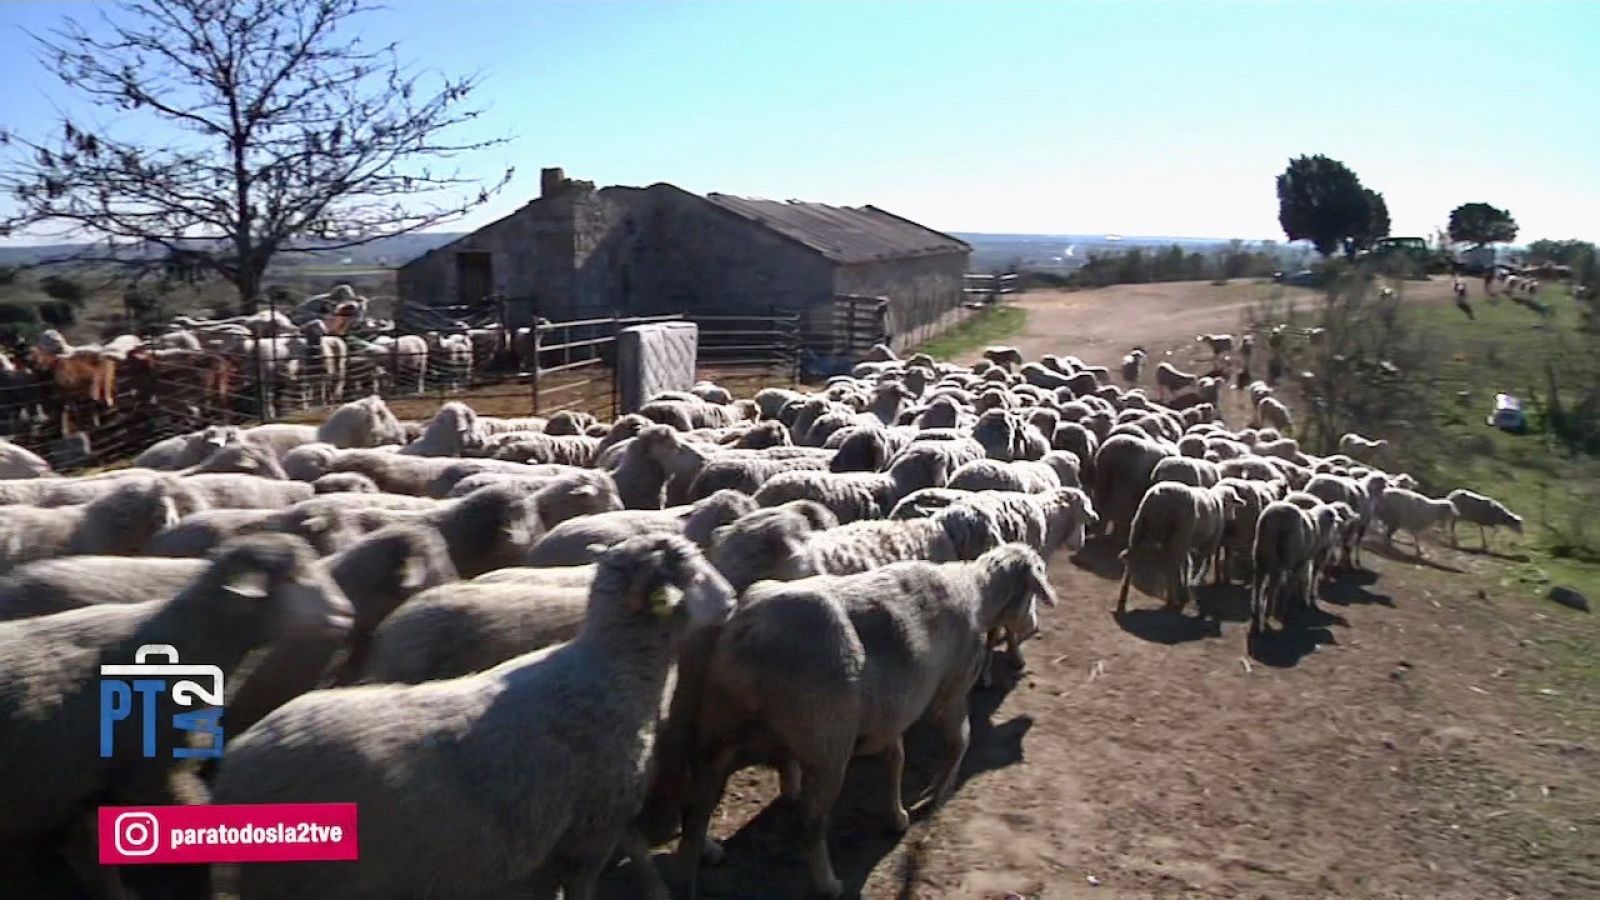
xmin=529 ymin=303 xmax=542 ymax=416
xmin=255 ymin=291 xmax=272 ymax=424
xmin=611 ymin=310 xmax=622 ymax=420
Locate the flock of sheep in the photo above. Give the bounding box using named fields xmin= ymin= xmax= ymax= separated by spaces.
xmin=0 ymin=338 xmax=1526 ymax=899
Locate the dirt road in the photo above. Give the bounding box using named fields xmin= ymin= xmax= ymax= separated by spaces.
xmin=605 ymin=279 xmax=1597 ymax=899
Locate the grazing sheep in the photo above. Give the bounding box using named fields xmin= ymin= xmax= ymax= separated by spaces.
xmin=1338 ymin=432 xmax=1390 ymax=462
xmin=678 ymin=544 xmax=1055 ymax=899
xmin=1445 ymin=488 xmax=1523 ymax=551
xmin=0 ymin=556 xmax=207 ymax=621
xmin=1250 ymin=500 xmax=1319 ymax=636
xmin=1155 ymin=361 xmax=1198 ymax=400
xmin=1376 ymin=488 xmax=1456 ymax=557
xmin=1117 ymin=482 xmax=1243 ymax=614
xmin=0 ymin=534 xmax=352 ymax=877
xmin=524 ymin=490 xmax=757 ymax=567
xmin=215 ymin=535 xmax=734 ymax=900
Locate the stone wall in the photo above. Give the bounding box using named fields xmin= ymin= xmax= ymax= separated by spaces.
xmin=832 ymin=252 xmax=969 ymax=341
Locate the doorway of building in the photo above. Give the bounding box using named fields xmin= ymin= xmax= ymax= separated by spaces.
xmin=456 ymin=252 xmax=493 ymax=306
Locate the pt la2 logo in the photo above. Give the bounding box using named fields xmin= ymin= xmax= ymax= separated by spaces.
xmin=100 ymin=644 xmax=224 ymax=759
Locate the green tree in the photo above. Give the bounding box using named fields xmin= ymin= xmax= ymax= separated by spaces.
xmin=1347 ymin=189 xmax=1390 ymax=254
xmin=39 ymin=274 xmax=87 ymax=307
xmin=0 ymin=0 xmax=511 ymax=311
xmin=1276 ymin=155 xmax=1380 ymax=257
xmin=1448 ymin=203 xmax=1518 ymax=247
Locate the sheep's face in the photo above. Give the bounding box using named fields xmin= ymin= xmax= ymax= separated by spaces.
xmin=708 ymin=510 xmax=819 ymax=592
xmin=212 ymin=536 xmax=354 ymax=639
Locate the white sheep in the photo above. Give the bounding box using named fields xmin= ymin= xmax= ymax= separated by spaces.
xmin=1445 ymin=488 xmax=1523 ymax=551
xmin=1155 ymin=361 xmax=1198 ymax=400
xmin=677 ymin=544 xmax=1055 ymax=899
xmin=0 ymin=556 xmax=206 ymax=621
xmin=214 ymin=535 xmax=735 ymax=900
xmin=1377 ymin=487 xmax=1456 ymax=557
xmin=0 ymin=535 xmax=352 ymax=877
xmin=0 ymin=438 xmax=53 ymax=479
xmin=1249 ymin=500 xmax=1319 ymax=636
xmin=1117 ymin=481 xmax=1243 ymax=615
xmin=1255 ymin=395 xmax=1294 ymax=432
xmin=1337 ymin=432 xmax=1390 ymax=462
xmin=524 ymin=490 xmax=757 ymax=567
xmin=0 ymin=478 xmax=204 ymax=572
xmin=316 ymin=395 xmax=408 ymax=447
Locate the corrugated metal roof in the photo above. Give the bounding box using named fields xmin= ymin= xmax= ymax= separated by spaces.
xmin=703 ymin=194 xmax=970 ymax=264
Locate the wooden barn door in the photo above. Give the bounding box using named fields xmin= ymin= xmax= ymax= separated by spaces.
xmin=456 ymin=252 xmax=494 ymax=305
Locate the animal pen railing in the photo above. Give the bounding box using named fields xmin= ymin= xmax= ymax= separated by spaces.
xmin=0 ymin=309 xmax=804 ymax=471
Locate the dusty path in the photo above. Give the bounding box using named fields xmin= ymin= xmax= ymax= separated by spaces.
xmin=604 ymin=279 xmax=1597 ymax=899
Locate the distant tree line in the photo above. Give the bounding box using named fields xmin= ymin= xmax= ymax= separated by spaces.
xmin=1020 ymin=240 xmax=1288 ymax=289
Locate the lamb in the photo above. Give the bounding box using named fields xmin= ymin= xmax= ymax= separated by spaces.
xmin=0 ymin=534 xmax=351 ymax=883
xmin=214 ymin=535 xmax=734 ymax=900
xmin=677 ymin=544 xmax=1055 ymax=899
xmin=225 ymin=524 xmax=460 ymax=736
xmin=315 ymin=395 xmax=408 ymax=447
xmin=523 ymin=490 xmax=757 ymax=567
xmin=1376 ymin=487 xmax=1456 ymax=557
xmin=1445 ymin=488 xmax=1523 ymax=551
xmin=0 ymin=438 xmax=52 ymax=479
xmin=1337 ymin=432 xmax=1390 ymax=462
xmin=312 ymin=471 xmax=381 ymax=493
xmin=1117 ymin=482 xmax=1243 ymax=615
xmin=1250 ymin=500 xmax=1319 ymax=636
xmin=1155 ymin=361 xmax=1198 ymax=400
xmin=0 ymin=556 xmax=206 ymax=621
xmin=0 ymin=478 xmax=204 ymax=572
xmin=1256 ymin=395 xmax=1294 ymax=432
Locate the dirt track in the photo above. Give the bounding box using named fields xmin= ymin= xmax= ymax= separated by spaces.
xmin=604 ymin=279 xmax=1598 ymax=900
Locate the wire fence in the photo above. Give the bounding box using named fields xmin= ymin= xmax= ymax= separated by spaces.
xmin=0 ymin=304 xmax=805 ymax=471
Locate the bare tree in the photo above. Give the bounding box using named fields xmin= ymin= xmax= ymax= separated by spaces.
xmin=0 ymin=0 xmax=512 ymax=309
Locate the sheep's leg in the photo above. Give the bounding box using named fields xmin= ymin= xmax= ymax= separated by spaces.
xmin=676 ymin=744 xmax=738 ymax=900
xmin=1004 ymin=630 xmax=1025 ymax=671
xmin=618 ymin=829 xmax=672 ymax=900
xmin=927 ymin=704 xmax=972 ymax=809
xmin=780 ymin=757 xmax=803 ymax=800
xmin=1480 ymin=525 xmax=1489 ymax=552
xmin=799 ymin=759 xmax=848 ymax=899
xmin=882 ymin=737 xmax=911 ymax=833
xmin=1116 ymin=568 xmax=1133 ymax=614
xmin=1449 ymin=518 xmax=1458 ymax=547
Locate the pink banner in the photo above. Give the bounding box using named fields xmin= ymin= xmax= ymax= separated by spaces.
xmin=98 ymin=803 xmax=359 ymax=865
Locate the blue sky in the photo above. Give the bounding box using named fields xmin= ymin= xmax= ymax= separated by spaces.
xmin=2 ymin=0 xmax=1597 ymax=244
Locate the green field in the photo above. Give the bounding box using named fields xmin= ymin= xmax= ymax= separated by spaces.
xmin=1398 ymin=284 xmax=1600 ymax=603
xmin=913 ymin=303 xmax=1028 ymax=359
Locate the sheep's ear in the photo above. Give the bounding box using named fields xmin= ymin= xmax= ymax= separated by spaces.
xmin=398 ymin=557 xmax=428 ymax=591
xmin=220 ymin=567 xmax=271 ymax=600
xmin=585 ymin=542 xmax=609 ymax=559
xmin=160 ymin=497 xmax=182 ymax=529
xmin=301 ymin=514 xmax=329 ymax=534
xmin=237 ymin=456 xmax=258 ymax=469
xmin=571 ymin=484 xmax=598 ymax=497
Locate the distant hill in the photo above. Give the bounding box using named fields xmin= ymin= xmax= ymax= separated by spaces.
xmin=0 ymin=232 xmax=466 ymax=270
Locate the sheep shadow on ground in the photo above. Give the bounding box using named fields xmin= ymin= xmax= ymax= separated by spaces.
xmin=1248 ymin=622 xmax=1337 ymax=668
xmin=1069 ymin=537 xmax=1126 ymax=580
xmin=1194 ymin=583 xmax=1253 ymax=622
xmin=1363 ymin=540 xmax=1466 ymax=574
xmin=1114 ymin=607 xmax=1222 ymax=644
xmin=1448 ymin=544 xmax=1531 ymax=563
xmin=626 ymin=673 xmax=1033 ymax=899
xmin=1319 ymin=568 xmax=1395 ymax=607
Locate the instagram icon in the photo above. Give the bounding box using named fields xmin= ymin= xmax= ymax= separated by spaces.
xmin=113 ymin=812 xmax=161 ymax=857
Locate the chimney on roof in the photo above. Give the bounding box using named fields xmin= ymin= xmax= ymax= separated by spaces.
xmin=540 ymin=167 xmax=566 ymax=198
